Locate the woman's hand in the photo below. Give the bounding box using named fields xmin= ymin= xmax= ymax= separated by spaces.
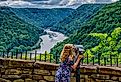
xmin=71 ymin=55 xmax=84 ymax=71
xmin=78 ymin=55 xmax=84 ymax=60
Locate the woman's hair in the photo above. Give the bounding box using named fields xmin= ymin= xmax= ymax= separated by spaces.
xmin=60 ymin=44 xmax=75 ymax=62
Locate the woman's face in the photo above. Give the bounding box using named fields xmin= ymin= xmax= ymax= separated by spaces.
xmin=71 ymin=46 xmax=76 ymax=59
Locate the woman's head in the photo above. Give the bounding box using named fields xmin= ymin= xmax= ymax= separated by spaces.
xmin=60 ymin=44 xmax=76 ymax=62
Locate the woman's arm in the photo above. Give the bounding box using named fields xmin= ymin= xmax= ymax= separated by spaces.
xmin=71 ymin=55 xmax=83 ymax=70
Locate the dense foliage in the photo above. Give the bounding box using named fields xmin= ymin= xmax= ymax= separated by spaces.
xmin=83 ymin=27 xmax=121 ymax=64
xmin=50 ymin=4 xmax=104 ymax=36
xmin=51 ymin=1 xmax=121 ymax=56
xmin=0 ymin=7 xmax=45 ymax=51
xmin=11 ymin=8 xmax=74 ymax=28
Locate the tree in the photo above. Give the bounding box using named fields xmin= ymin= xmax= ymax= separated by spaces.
xmin=88 ymin=27 xmax=121 ymax=64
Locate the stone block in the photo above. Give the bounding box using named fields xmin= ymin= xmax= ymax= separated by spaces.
xmin=119 ymin=77 xmax=121 ymax=81
xmin=22 ymin=69 xmax=32 ymax=74
xmin=25 ymin=79 xmax=37 ymax=82
xmin=97 ymin=75 xmax=110 ymax=80
xmin=84 ymin=67 xmax=97 ymax=74
xmin=96 ymin=79 xmax=105 ymax=82
xmin=116 ymin=71 xmax=121 ymax=75
xmin=80 ymin=75 xmax=86 ymax=79
xmin=39 ymin=80 xmax=46 ymax=82
xmin=80 ymin=79 xmax=86 ymax=82
xmin=34 ymin=63 xmax=44 ymax=69
xmin=111 ymin=76 xmax=118 ymax=81
xmin=83 ymin=78 xmax=88 ymax=82
xmin=2 ymin=75 xmax=21 ymax=79
xmin=80 ymin=67 xmax=85 ymax=73
xmin=5 ymin=69 xmax=21 ymax=75
xmin=111 ymin=71 xmax=118 ymax=75
xmin=44 ymin=65 xmax=57 ymax=70
xmin=22 ymin=63 xmax=33 ymax=68
xmin=99 ymin=70 xmax=111 ymax=74
xmin=1 ymin=69 xmax=5 ymax=75
xmin=85 ymin=75 xmax=88 ymax=79
xmin=32 ymin=75 xmax=43 ymax=80
xmin=98 ymin=67 xmax=118 ymax=75
xmin=44 ymin=76 xmax=54 ymax=81
xmin=34 ymin=69 xmax=51 ymax=75
xmin=0 ymin=78 xmax=11 ymax=82
xmin=3 ymin=60 xmax=10 ymax=67
xmin=88 ymin=78 xmax=96 ymax=82
xmin=104 ymin=80 xmax=114 ymax=82
xmin=21 ymin=74 xmax=32 ymax=78
xmin=13 ymin=79 xmax=24 ymax=82
xmin=51 ymin=71 xmax=56 ymax=75
xmin=70 ymin=77 xmax=76 ymax=82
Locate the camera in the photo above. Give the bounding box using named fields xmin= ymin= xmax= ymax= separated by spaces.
xmin=74 ymin=45 xmax=85 ymax=55
xmin=73 ymin=45 xmax=85 ymax=78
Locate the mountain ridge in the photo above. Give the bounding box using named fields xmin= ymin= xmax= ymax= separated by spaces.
xmin=50 ymin=1 xmax=121 ymax=55
xmin=11 ymin=8 xmax=74 ymax=28
xmin=50 ymin=4 xmax=104 ymax=36
xmin=0 ymin=6 xmax=44 ymax=51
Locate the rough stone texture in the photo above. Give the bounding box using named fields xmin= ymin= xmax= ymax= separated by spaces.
xmin=0 ymin=78 xmax=11 ymax=82
xmin=0 ymin=58 xmax=121 ymax=82
xmin=70 ymin=77 xmax=76 ymax=82
xmin=32 ymin=75 xmax=43 ymax=80
xmin=13 ymin=79 xmax=24 ymax=82
xmin=44 ymin=76 xmax=54 ymax=81
xmin=25 ymin=79 xmax=37 ymax=82
xmin=119 ymin=77 xmax=121 ymax=81
xmin=39 ymin=80 xmax=46 ymax=82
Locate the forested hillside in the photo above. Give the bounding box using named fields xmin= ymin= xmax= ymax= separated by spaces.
xmin=0 ymin=7 xmax=45 ymax=51
xmin=51 ymin=1 xmax=121 ymax=56
xmin=11 ymin=8 xmax=74 ymax=28
xmin=50 ymin=4 xmax=104 ymax=36
xmin=85 ymin=27 xmax=121 ymax=64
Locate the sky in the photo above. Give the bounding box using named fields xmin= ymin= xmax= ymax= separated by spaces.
xmin=0 ymin=0 xmax=119 ymax=9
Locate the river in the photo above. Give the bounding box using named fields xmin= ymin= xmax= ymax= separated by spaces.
xmin=31 ymin=29 xmax=68 ymax=54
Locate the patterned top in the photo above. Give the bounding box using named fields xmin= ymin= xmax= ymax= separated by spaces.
xmin=55 ymin=57 xmax=74 ymax=82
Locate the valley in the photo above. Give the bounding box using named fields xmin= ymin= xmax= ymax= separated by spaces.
xmin=1 ymin=1 xmax=121 ymax=62
xmin=51 ymin=1 xmax=121 ymax=60
xmin=30 ymin=29 xmax=68 ymax=54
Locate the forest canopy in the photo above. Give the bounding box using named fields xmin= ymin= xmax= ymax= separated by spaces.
xmin=50 ymin=1 xmax=121 ymax=56
xmin=0 ymin=7 xmax=45 ymax=52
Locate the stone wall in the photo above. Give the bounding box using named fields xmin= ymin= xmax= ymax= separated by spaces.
xmin=0 ymin=58 xmax=121 ymax=82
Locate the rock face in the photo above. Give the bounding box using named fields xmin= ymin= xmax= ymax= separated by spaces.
xmin=0 ymin=58 xmax=121 ymax=82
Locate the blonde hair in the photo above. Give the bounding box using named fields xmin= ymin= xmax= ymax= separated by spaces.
xmin=60 ymin=44 xmax=75 ymax=62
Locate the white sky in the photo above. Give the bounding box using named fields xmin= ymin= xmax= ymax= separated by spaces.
xmin=0 ymin=0 xmax=119 ymax=8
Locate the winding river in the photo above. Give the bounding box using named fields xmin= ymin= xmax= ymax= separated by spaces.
xmin=32 ymin=29 xmax=68 ymax=54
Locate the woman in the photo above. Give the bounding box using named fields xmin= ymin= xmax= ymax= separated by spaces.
xmin=55 ymin=44 xmax=83 ymax=82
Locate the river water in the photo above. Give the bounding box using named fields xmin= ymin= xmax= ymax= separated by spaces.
xmin=32 ymin=29 xmax=68 ymax=54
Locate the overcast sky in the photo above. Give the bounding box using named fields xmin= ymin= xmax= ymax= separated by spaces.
xmin=0 ymin=0 xmax=119 ymax=8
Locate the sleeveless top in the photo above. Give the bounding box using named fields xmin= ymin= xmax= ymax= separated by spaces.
xmin=55 ymin=57 xmax=74 ymax=82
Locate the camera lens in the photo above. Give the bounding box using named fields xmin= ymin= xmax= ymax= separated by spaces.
xmin=79 ymin=51 xmax=83 ymax=55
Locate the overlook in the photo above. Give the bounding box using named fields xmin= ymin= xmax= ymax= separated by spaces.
xmin=0 ymin=50 xmax=121 ymax=82
xmin=0 ymin=0 xmax=121 ymax=82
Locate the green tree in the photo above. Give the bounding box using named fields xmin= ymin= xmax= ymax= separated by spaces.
xmin=89 ymin=27 xmax=121 ymax=64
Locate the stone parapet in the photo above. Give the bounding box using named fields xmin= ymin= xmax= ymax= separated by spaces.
xmin=0 ymin=58 xmax=121 ymax=82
